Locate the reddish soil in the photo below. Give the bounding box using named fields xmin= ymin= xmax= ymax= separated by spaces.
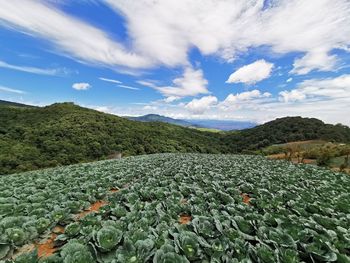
xmin=302 ymin=159 xmax=316 ymax=164
xmin=76 ymin=200 xmax=108 ymax=219
xmin=268 ymin=154 xmax=317 ymax=165
xmin=332 ymin=167 xmax=350 ymax=174
xmin=37 ymin=233 xmax=58 ymax=258
xmin=36 ymin=201 xmax=109 ymax=259
xmin=267 ymin=153 xmax=286 ymax=160
xmin=179 ymin=214 xmax=192 ymax=224
xmin=241 ymin=193 xmax=251 ymax=205
xmin=52 ymin=226 xmax=65 ymax=234
xmin=37 ymin=225 xmax=65 ymax=258
xmin=14 ymin=191 xmax=116 ymax=259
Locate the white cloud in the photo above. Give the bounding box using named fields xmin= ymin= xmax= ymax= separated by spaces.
xmin=185 ymin=95 xmax=218 ymax=114
xmin=0 ymin=60 xmax=68 ymax=76
xmin=118 ymin=85 xmax=139 ymax=90
xmin=279 ymin=90 xmax=306 ymax=102
xmin=99 ymin=77 xmax=122 ymax=84
xmin=290 ymin=49 xmax=338 ymax=75
xmin=144 ymin=67 xmax=209 ymax=97
xmin=223 ymin=90 xmax=271 ymax=103
xmin=226 ymin=60 xmax=274 ymax=84
xmin=286 ymin=78 xmax=293 ymax=83
xmin=0 ymin=85 xmax=26 ymax=94
xmin=137 ymin=80 xmax=157 ymax=88
xmin=0 ymin=0 xmax=150 ymax=69
xmin=72 ymin=82 xmax=91 ymax=90
xmin=143 ymin=105 xmax=157 ymax=110
xmin=86 ymin=73 xmax=350 ymax=125
xmin=93 ymin=106 xmax=111 ymax=113
xmin=163 ymin=96 xmax=180 ymax=103
xmin=219 ymin=89 xmax=272 ymax=111
xmin=105 ymin=0 xmax=350 ymax=72
xmin=2 ymin=0 xmax=349 ymax=73
xmin=99 ymin=77 xmax=139 ymax=90
xmin=279 ymin=74 xmax=350 ymax=102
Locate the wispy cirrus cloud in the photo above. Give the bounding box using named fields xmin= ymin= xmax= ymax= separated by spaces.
xmin=0 ymin=85 xmax=26 ymax=94
xmin=0 ymin=0 xmax=151 ymax=69
xmin=106 ymin=0 xmax=350 ymax=73
xmin=117 ymin=85 xmax=139 ymax=90
xmin=1 ymin=0 xmax=349 ymax=75
xmin=99 ymin=77 xmax=139 ymax=90
xmin=138 ymin=67 xmax=209 ymax=97
xmin=0 ymin=60 xmax=68 ymax=76
xmin=99 ymin=77 xmax=122 ymax=84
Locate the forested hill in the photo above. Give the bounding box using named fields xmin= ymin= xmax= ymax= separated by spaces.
xmin=224 ymin=116 xmax=350 ymax=152
xmin=1 ymin=101 xmax=350 ymax=174
xmin=0 ymin=102 xmax=227 ymax=174
xmin=0 ymin=100 xmax=36 ymax=108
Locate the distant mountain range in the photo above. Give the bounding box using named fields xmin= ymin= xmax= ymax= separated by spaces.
xmin=127 ymin=114 xmax=194 ymax=127
xmin=185 ymin=119 xmax=256 ymax=131
xmin=127 ymin=114 xmax=256 ymax=131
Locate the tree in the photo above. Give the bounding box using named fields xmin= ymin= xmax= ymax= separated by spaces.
xmin=339 ymin=145 xmax=350 ymax=171
xmin=316 ymin=148 xmax=334 ymax=166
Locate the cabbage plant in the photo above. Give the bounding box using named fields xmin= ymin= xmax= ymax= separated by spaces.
xmin=60 ymin=240 xmax=94 ymax=263
xmin=0 ymin=153 xmax=349 ymax=262
xmin=95 ymin=226 xmax=123 ymax=251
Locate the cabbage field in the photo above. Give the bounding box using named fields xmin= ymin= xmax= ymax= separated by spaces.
xmin=0 ymin=153 xmax=350 ymax=263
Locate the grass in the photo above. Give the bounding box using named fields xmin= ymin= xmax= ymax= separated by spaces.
xmin=192 ymin=127 xmax=223 ymax=133
xmin=264 ymin=140 xmax=350 ymax=174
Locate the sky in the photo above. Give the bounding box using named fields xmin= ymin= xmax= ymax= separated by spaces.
xmin=0 ymin=0 xmax=350 ymax=125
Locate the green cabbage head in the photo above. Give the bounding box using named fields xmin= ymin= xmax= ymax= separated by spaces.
xmin=96 ymin=226 xmax=123 ymax=251
xmin=60 ymin=241 xmax=94 ymax=263
xmin=6 ymin=227 xmax=26 ymax=246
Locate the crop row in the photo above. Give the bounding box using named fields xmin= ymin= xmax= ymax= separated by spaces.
xmin=0 ymin=154 xmax=349 ymax=262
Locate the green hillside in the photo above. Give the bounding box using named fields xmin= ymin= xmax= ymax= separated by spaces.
xmin=0 ymin=103 xmax=227 ymax=174
xmin=224 ymin=117 xmax=350 ymax=152
xmin=0 ymin=100 xmax=36 ymax=108
xmin=1 ymin=101 xmax=350 ymax=174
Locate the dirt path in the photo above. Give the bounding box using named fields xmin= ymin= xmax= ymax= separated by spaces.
xmin=76 ymin=200 xmax=108 ymax=220
xmin=37 ymin=226 xmax=65 ymax=258
xmin=267 ymin=154 xmax=317 ymax=165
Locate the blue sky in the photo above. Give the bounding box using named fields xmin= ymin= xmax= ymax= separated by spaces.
xmin=0 ymin=0 xmax=350 ymax=125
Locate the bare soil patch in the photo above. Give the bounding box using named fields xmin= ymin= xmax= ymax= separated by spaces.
xmin=179 ymin=214 xmax=192 ymax=224
xmin=241 ymin=193 xmax=251 ymax=205
xmin=76 ymin=200 xmax=108 ymax=219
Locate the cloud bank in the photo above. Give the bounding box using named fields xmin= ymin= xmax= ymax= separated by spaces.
xmin=1 ymin=0 xmax=350 ymax=73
